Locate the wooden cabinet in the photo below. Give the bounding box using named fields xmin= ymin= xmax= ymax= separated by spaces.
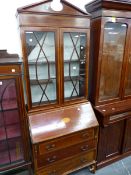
xmin=85 ymin=0 xmax=131 ymax=169
xmin=28 ymin=103 xmax=99 ymax=175
xmin=17 ymin=1 xmax=99 ymax=174
xmin=123 ymin=118 xmax=131 ymax=153
xmin=97 ymin=121 xmax=124 ymax=164
xmin=17 ymin=0 xmax=90 ymax=113
xmin=0 ymin=50 xmax=31 ymax=174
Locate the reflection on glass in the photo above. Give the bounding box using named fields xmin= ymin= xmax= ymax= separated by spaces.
xmin=25 ymin=31 xmax=57 ymax=106
xmin=125 ymin=55 xmax=131 ymax=96
xmin=0 ymin=79 xmax=23 ymax=166
xmin=63 ymin=32 xmax=87 ymax=100
xmin=99 ymin=22 xmax=127 ymax=101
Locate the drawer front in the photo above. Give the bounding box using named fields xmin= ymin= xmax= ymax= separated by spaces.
xmin=39 ymin=128 xmax=95 ymax=154
xmin=38 ymin=150 xmax=96 ymax=175
xmin=37 ymin=139 xmax=97 ymax=167
xmin=0 ymin=65 xmax=21 ymax=74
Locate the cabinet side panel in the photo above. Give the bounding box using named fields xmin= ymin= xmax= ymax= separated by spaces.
xmin=88 ymin=18 xmax=101 ymax=105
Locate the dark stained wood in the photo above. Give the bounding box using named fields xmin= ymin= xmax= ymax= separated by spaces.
xmin=17 ymin=0 xmax=91 ymax=113
xmin=29 ymin=103 xmax=99 ymax=174
xmin=123 ymin=118 xmax=131 ymax=153
xmin=17 ymin=1 xmax=99 ymax=174
xmin=18 ymin=14 xmax=90 ymax=28
xmin=85 ymin=0 xmax=131 ymax=169
xmin=29 ymin=103 xmax=98 ymax=143
xmin=0 ymin=50 xmax=31 ymax=173
xmin=38 ymin=150 xmax=96 ymax=175
xmin=0 ymin=50 xmax=21 ymax=64
xmin=94 ymin=99 xmax=131 ymax=126
xmin=88 ymin=18 xmax=102 ymax=105
xmin=85 ymin=0 xmax=131 ymax=16
xmin=37 ymin=140 xmax=97 ymax=167
xmin=0 ymin=65 xmax=21 ymax=74
xmin=0 ymin=50 xmax=18 ymax=58
xmin=97 ymin=121 xmax=124 ymax=164
xmin=38 ymin=128 xmax=95 ymax=154
xmin=17 ymin=0 xmax=89 ymax=17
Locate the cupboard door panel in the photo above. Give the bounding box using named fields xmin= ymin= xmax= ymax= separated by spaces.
xmin=60 ymin=28 xmax=89 ymax=103
xmin=97 ymin=121 xmax=124 ymax=163
xmin=125 ymin=51 xmax=131 ymax=96
xmin=25 ymin=30 xmax=57 ymax=107
xmin=0 ymin=78 xmax=24 ymax=166
xmin=99 ymin=22 xmax=127 ymax=101
xmin=63 ymin=32 xmax=87 ymax=100
xmin=123 ymin=118 xmax=131 ymax=152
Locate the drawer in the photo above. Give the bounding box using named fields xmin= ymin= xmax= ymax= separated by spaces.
xmin=38 ymin=150 xmax=96 ymax=175
xmin=37 ymin=139 xmax=97 ymax=168
xmin=39 ymin=128 xmax=95 ymax=154
xmin=0 ymin=65 xmax=21 ymax=74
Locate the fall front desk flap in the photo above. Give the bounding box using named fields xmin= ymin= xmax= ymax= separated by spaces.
xmin=28 ymin=102 xmax=98 ymax=144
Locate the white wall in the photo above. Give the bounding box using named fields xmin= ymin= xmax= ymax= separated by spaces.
xmin=0 ymin=0 xmax=92 ymax=55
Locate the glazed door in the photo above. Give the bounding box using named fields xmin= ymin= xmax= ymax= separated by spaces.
xmin=60 ymin=28 xmax=89 ymax=103
xmin=23 ymin=27 xmax=59 ymax=111
xmin=124 ymin=25 xmax=131 ymax=97
xmin=98 ymin=19 xmax=128 ymax=103
xmin=0 ymin=77 xmax=24 ymax=167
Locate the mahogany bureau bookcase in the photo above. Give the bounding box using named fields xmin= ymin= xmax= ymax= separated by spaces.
xmin=0 ymin=50 xmax=31 ymax=174
xmin=16 ymin=0 xmax=99 ymax=174
xmin=85 ymin=0 xmax=131 ymax=169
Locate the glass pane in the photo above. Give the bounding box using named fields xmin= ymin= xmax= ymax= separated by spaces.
xmin=125 ymin=55 xmax=131 ymax=95
xmin=25 ymin=31 xmax=57 ymax=106
xmin=0 ymin=79 xmax=24 ymax=166
xmin=0 ymin=141 xmax=9 ymax=166
xmin=63 ymin=32 xmax=87 ymax=100
xmin=8 ymin=138 xmax=24 ymax=162
xmin=0 ymin=79 xmax=17 ymax=110
xmin=99 ymin=22 xmax=127 ymax=101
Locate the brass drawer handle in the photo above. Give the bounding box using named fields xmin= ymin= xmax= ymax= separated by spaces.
xmin=48 ymin=170 xmax=57 ymax=175
xmin=81 ymin=158 xmax=88 ymax=163
xmin=46 ymin=144 xmax=56 ymax=151
xmin=81 ymin=145 xmax=89 ymax=151
xmin=47 ymin=156 xmax=57 ymax=163
xmin=81 ymin=133 xmax=90 ymax=138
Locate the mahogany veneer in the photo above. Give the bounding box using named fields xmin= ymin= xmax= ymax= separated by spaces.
xmin=85 ymin=0 xmax=131 ymax=169
xmin=17 ymin=1 xmax=99 ymax=174
xmin=0 ymin=50 xmax=31 ymax=174
xmin=28 ymin=103 xmax=99 ymax=175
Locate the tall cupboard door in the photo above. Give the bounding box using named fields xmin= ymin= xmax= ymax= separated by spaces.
xmin=22 ymin=28 xmax=59 ymax=111
xmin=60 ymin=28 xmax=89 ymax=104
xmin=0 ymin=76 xmax=26 ymax=169
xmin=98 ymin=19 xmax=128 ymax=104
xmin=97 ymin=121 xmax=124 ymax=163
xmin=124 ymin=25 xmax=131 ymax=97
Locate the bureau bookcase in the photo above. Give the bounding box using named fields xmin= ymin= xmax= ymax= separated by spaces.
xmin=17 ymin=0 xmax=99 ymax=174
